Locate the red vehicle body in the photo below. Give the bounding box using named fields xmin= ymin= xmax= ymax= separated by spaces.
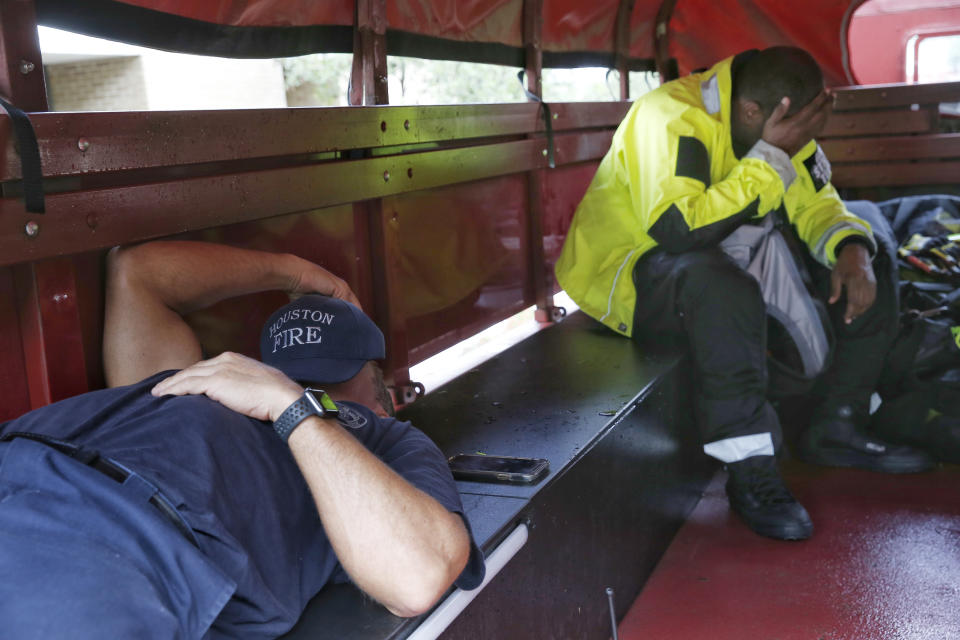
xmin=850 ymin=0 xmax=960 ymax=84
xmin=4 ymin=0 xmax=959 ymax=419
xmin=1 ymin=1 xmax=958 ymax=638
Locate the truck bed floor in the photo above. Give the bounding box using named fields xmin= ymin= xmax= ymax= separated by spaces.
xmin=619 ymin=461 xmax=960 ymax=640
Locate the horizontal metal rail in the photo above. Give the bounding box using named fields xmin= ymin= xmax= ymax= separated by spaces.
xmin=823 ymin=133 xmax=960 ymax=163
xmin=832 ymin=161 xmax=960 ymax=189
xmin=0 ymin=102 xmax=629 ymax=180
xmin=0 ymin=130 xmax=614 ymax=267
xmin=821 ymin=106 xmax=937 ymax=138
xmin=832 ymin=81 xmax=960 ymax=111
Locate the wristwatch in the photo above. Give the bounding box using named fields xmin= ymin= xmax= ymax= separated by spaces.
xmin=272 ymin=388 xmax=339 ymax=442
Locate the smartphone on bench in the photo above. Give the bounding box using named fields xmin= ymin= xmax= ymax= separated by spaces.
xmin=448 ymin=453 xmax=549 ymax=484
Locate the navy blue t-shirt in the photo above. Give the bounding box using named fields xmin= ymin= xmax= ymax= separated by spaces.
xmin=0 ymin=371 xmax=484 ymax=637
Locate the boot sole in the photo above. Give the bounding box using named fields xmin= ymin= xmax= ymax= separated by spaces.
xmin=730 ymin=508 xmax=813 ymax=541
xmin=801 ymin=447 xmax=935 ymax=474
xmin=749 ymin=521 xmax=813 ymax=541
xmin=728 ymin=502 xmax=814 ymax=541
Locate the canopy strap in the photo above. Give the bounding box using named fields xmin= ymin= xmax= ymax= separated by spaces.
xmin=0 ymin=96 xmax=45 ymax=213
xmin=517 ymin=70 xmax=555 ymax=169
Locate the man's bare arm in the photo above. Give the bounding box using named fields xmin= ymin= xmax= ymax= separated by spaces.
xmin=104 ymin=241 xmax=359 ymax=387
xmin=152 ymin=353 xmax=471 ymax=617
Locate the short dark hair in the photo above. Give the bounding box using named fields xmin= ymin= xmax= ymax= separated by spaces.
xmin=732 ymin=47 xmax=823 ymax=117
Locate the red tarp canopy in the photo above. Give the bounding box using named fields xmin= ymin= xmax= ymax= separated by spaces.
xmin=38 ymin=0 xmax=869 ymax=84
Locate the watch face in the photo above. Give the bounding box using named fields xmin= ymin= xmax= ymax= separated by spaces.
xmin=305 ymin=388 xmax=339 ymax=418
xmin=319 ymin=393 xmax=338 ymax=414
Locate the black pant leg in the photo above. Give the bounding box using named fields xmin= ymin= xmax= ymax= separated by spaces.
xmin=808 ymin=202 xmax=900 ymax=423
xmin=633 ymin=248 xmax=783 ymax=453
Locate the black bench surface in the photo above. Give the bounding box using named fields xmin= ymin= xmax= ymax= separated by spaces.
xmin=281 ymin=310 xmax=684 ymax=640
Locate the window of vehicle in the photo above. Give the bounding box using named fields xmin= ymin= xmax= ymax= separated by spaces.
xmin=907 ymin=32 xmax=960 ymax=83
xmin=907 ymin=31 xmax=960 ymax=114
xmin=386 ymin=58 xmax=525 ymax=105
xmin=40 ymin=27 xmax=290 ymax=111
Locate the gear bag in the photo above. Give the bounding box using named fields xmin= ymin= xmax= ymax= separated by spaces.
xmin=878 ymin=283 xmax=960 ymax=398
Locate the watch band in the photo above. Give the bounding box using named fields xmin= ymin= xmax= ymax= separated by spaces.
xmin=272 ymin=388 xmax=339 ymax=442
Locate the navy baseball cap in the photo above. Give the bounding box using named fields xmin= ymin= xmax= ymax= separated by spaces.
xmin=260 ymin=295 xmax=385 ymax=384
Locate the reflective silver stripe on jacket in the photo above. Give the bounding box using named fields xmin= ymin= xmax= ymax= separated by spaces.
xmin=600 ymin=248 xmax=638 ymax=330
xmin=811 ymin=219 xmax=876 ymax=267
xmin=700 ymin=75 xmax=721 ymax=115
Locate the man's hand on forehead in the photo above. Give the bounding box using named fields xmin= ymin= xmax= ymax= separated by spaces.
xmin=761 ymin=89 xmax=831 ymax=157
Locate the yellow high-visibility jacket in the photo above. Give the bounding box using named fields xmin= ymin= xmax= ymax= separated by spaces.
xmin=554 ymin=55 xmax=874 ymax=337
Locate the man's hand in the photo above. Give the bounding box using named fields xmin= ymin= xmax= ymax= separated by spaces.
xmin=287 ymin=261 xmax=361 ymax=309
xmin=762 ymin=90 xmax=831 ymax=157
xmin=105 ymin=241 xmax=363 ymax=387
xmin=829 ymin=242 xmax=876 ymax=324
xmin=151 ymin=352 xmax=302 ymax=422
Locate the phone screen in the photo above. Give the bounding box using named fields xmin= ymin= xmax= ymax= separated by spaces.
xmin=448 ymin=454 xmax=549 ymax=483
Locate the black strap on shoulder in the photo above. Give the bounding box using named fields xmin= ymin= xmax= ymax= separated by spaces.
xmin=0 ymin=96 xmax=45 ymax=213
xmin=517 ymin=70 xmax=556 ymax=169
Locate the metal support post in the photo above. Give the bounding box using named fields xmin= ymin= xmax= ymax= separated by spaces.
xmin=523 ymin=0 xmax=564 ymax=324
xmin=353 ymin=0 xmax=389 ymax=106
xmin=614 ymin=0 xmax=638 ymax=100
xmin=350 ymin=0 xmax=420 ymax=404
xmin=1 ymin=0 xmax=90 ymax=408
xmin=364 ymin=199 xmax=422 ymax=407
xmin=654 ymin=0 xmax=680 ymax=83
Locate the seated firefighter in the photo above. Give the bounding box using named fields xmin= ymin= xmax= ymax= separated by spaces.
xmin=555 ymin=47 xmax=935 ymax=541
xmin=0 ymin=240 xmax=484 ymax=638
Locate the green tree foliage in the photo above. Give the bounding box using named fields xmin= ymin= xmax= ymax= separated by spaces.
xmin=281 ymin=54 xmax=353 ymax=106
xmin=281 ymin=54 xmax=660 ymax=106
xmin=387 ymin=57 xmax=525 ymax=104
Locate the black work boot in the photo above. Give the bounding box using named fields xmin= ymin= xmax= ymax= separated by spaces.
xmin=800 ymin=406 xmax=935 ymax=473
xmin=725 ymin=455 xmax=813 ymax=541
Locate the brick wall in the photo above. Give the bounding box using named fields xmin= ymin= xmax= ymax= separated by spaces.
xmin=46 ymin=57 xmax=148 ymax=111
